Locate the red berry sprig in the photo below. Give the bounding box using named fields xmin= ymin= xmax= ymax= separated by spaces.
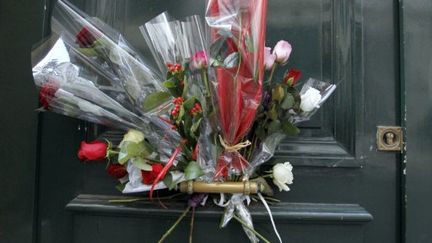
xmin=171 ymin=97 xmax=184 ymax=117
xmin=190 ymin=103 xmax=202 ymax=116
xmin=167 ymin=63 xmax=183 ymax=73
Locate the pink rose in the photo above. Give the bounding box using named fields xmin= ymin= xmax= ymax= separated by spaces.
xmin=264 ymin=47 xmax=276 ymax=70
xmin=190 ymin=50 xmax=208 ymax=70
xmin=273 ymin=40 xmax=292 ymax=64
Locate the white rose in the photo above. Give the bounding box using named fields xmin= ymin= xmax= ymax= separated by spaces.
xmin=272 ymin=162 xmax=294 ymax=191
xmin=300 ymin=87 xmax=322 ymax=112
xmin=122 ymin=129 xmax=144 ymax=144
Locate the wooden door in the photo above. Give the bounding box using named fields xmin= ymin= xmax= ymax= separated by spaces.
xmin=3 ymin=0 xmax=431 ymax=242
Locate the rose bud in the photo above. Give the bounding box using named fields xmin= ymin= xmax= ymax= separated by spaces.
xmin=190 ymin=50 xmax=208 ymax=70
xmin=300 ymin=87 xmax=322 ymax=112
xmin=272 ymin=40 xmax=292 ymax=64
xmin=264 ymin=47 xmax=276 ymax=70
xmin=284 ymin=69 xmax=302 ymax=86
xmin=76 ymin=27 xmax=97 ymax=48
xmin=272 ymin=162 xmax=294 ymax=191
xmin=141 ymin=163 xmax=164 ymax=185
xmin=39 ymin=80 xmax=59 ymax=109
xmin=107 ymin=164 xmax=128 ymax=179
xmin=77 ymin=140 xmax=108 ymax=161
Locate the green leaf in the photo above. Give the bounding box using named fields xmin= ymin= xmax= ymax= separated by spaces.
xmin=163 ymin=79 xmax=176 ymax=88
xmin=131 ymin=157 xmax=152 ymax=171
xmin=281 ymin=121 xmax=300 ymax=135
xmin=268 ymin=119 xmax=281 ymax=134
xmin=287 ymin=87 xmax=301 ymax=110
xmin=163 ymin=173 xmax=182 ymax=190
xmin=176 ymin=105 xmax=185 ymax=123
xmin=115 ymin=183 xmax=126 ymax=192
xmin=281 ymin=93 xmax=295 ymax=110
xmin=163 ymin=173 xmax=174 ymax=190
xmin=210 ymin=57 xmax=223 ymax=67
xmin=223 ymin=52 xmax=239 ymax=68
xmin=118 ymin=141 xmax=150 ymax=165
xmin=184 ymin=161 xmax=204 ymax=180
xmin=126 ymin=142 xmax=146 ymax=157
xmin=191 ymin=118 xmax=202 ymax=134
xmin=183 ymin=97 xmax=197 ymax=110
xmin=142 ymin=91 xmax=171 ymax=112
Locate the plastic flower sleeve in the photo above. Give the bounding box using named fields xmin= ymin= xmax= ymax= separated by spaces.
xmin=52 ymin=0 xmax=167 ymax=113
xmin=290 ymin=78 xmax=337 ymax=124
xmin=219 ymin=194 xmax=258 ymax=243
xmin=33 ymin=37 xmax=140 ymax=122
xmin=140 ymin=13 xmax=211 ymax=101
xmin=32 ymin=35 xmax=180 ymax=161
xmin=140 ymin=12 xmax=188 ymax=74
xmin=246 ymin=79 xmax=337 ymax=176
xmin=245 ymin=132 xmax=286 ymax=177
xmin=206 ymin=0 xmax=268 ymax=176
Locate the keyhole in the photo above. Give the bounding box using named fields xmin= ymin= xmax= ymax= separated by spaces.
xmin=384 ymin=132 xmax=396 ymax=145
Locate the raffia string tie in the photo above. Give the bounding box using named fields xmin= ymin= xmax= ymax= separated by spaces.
xmin=218 ymin=135 xmax=251 ymax=153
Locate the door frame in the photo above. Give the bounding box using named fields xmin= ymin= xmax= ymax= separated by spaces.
xmin=400 ymin=0 xmax=432 ymax=242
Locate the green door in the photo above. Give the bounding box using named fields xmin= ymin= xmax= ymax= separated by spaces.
xmin=1 ymin=0 xmax=431 ymax=242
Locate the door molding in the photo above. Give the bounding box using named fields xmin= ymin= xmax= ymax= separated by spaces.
xmin=401 ymin=0 xmax=432 ymax=242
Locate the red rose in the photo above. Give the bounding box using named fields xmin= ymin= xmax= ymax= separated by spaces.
xmin=77 ymin=140 xmax=107 ymax=161
xmin=39 ymin=80 xmax=59 ymax=109
xmin=107 ymin=164 xmax=128 ymax=179
xmin=76 ymin=27 xmax=97 ymax=48
xmin=141 ymin=163 xmax=164 ymax=185
xmin=284 ymin=69 xmax=302 ymax=86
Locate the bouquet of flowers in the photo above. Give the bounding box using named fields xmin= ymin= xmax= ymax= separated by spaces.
xmin=32 ymin=0 xmax=336 ymax=242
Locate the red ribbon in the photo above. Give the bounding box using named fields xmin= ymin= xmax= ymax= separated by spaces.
xmin=149 ymin=145 xmax=182 ymax=200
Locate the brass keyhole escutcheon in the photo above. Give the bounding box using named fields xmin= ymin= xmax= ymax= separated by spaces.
xmin=384 ymin=132 xmax=396 ymax=145
xmin=377 ymin=126 xmax=403 ymax=151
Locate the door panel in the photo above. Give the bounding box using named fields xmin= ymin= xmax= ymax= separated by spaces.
xmin=33 ymin=0 xmax=401 ymax=242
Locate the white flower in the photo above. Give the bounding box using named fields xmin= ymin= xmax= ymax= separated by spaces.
xmin=122 ymin=129 xmax=144 ymax=144
xmin=300 ymin=87 xmax=322 ymax=112
xmin=272 ymin=162 xmax=294 ymax=191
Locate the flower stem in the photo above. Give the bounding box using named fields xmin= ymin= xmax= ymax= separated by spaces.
xmin=246 ymin=135 xmax=258 ymax=162
xmin=189 ymin=207 xmax=195 ymax=243
xmin=201 ymin=69 xmax=213 ymax=115
xmin=108 ymin=193 xmax=184 ymax=203
xmin=232 ymin=215 xmax=271 ymax=243
xmin=158 ymin=206 xmax=191 ymax=243
xmin=201 ymin=69 xmax=211 ymax=99
xmin=266 ymin=63 xmax=277 ymax=87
